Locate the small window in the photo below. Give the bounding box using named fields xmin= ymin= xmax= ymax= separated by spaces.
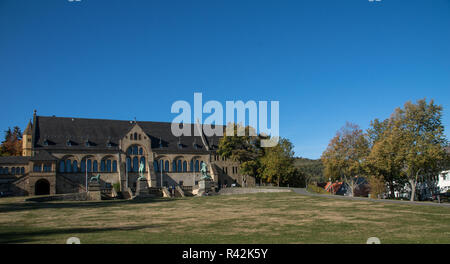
xmin=112 ymin=161 xmax=117 ymax=172
xmin=93 ymin=160 xmax=98 ymax=172
xmin=106 ymin=160 xmax=112 ymax=172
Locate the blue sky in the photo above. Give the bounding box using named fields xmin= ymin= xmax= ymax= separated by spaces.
xmin=0 ymin=0 xmax=449 ymax=159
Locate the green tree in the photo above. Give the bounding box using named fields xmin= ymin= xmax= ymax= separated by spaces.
xmin=259 ymin=138 xmax=295 ymax=186
xmin=217 ymin=124 xmax=264 ymax=185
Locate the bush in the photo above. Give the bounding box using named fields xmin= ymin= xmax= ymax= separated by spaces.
xmin=112 ymin=182 xmax=121 ymax=193
xmin=307 ymin=184 xmax=330 ymax=195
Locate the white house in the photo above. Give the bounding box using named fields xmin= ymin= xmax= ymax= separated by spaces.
xmin=437 ymin=170 xmax=450 ymax=193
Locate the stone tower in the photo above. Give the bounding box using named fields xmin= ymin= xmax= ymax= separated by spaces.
xmin=22 ymin=114 xmax=34 ymax=157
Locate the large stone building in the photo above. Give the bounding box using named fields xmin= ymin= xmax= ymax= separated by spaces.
xmin=0 ymin=111 xmax=254 ymax=197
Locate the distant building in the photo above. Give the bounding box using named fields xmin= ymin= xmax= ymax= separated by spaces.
xmin=437 ymin=170 xmax=450 ymax=193
xmin=0 ymin=111 xmax=253 ymax=197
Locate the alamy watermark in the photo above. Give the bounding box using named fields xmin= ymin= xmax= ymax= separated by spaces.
xmin=171 ymin=93 xmax=280 ymax=147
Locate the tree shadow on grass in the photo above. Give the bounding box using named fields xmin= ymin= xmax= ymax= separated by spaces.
xmin=0 ymin=224 xmax=162 ymax=244
xmin=0 ymin=197 xmax=178 ymax=214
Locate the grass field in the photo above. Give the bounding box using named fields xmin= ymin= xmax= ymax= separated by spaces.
xmin=0 ymin=191 xmax=449 ymax=244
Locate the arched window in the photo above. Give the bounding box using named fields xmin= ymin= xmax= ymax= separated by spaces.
xmin=127 ymin=147 xmax=132 ymax=155
xmin=73 ymin=160 xmax=78 ymax=173
xmin=93 ymin=160 xmax=98 ymax=172
xmin=126 ymin=157 xmax=131 ymax=172
xmin=140 ymin=157 xmax=146 ymax=171
xmin=178 ymin=160 xmax=182 ymax=172
xmin=33 ymin=164 xmax=41 ymax=172
xmin=190 ymin=160 xmax=194 ymax=172
xmin=133 ymin=157 xmax=138 ymax=172
xmin=183 ymin=161 xmax=187 ymax=172
xmin=100 ymin=160 xmax=105 ymax=172
xmin=112 ymin=161 xmax=117 ymax=172
xmin=11 ymin=167 xmax=15 ymax=174
xmin=154 ymin=161 xmax=159 ymax=172
xmin=4 ymin=167 xmax=8 ymax=174
xmin=139 ymin=148 xmax=143 ymax=155
xmin=81 ymin=160 xmax=86 ymax=172
xmin=106 ymin=159 xmax=111 ymax=172
xmin=66 ymin=160 xmax=72 ymax=173
xmin=59 ymin=160 xmax=65 ymax=172
xmin=133 ymin=146 xmax=138 ymax=155
xmin=43 ymin=164 xmax=51 ymax=172
xmin=195 ymin=160 xmax=199 ymax=172
xmin=87 ymin=159 xmax=92 ymax=172
xmin=172 ymin=161 xmax=177 ymax=172
xmin=165 ymin=160 xmax=169 ymax=172
xmin=134 ymin=133 xmax=137 ymax=140
xmin=20 ymin=167 xmax=25 ymax=174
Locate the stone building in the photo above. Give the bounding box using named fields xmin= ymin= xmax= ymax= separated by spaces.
xmin=0 ymin=111 xmax=254 ymax=197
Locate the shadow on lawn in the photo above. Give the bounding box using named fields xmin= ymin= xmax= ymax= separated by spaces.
xmin=0 ymin=197 xmax=177 ymax=214
xmin=0 ymin=224 xmax=162 ymax=243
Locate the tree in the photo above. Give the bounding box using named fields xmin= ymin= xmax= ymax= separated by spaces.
xmin=0 ymin=126 xmax=22 ymax=156
xmin=321 ymin=122 xmax=370 ymax=196
xmin=259 ymin=138 xmax=295 ymax=186
xmin=365 ymin=123 xmax=405 ymax=198
xmin=391 ymin=99 xmax=448 ymax=201
xmin=217 ymin=124 xmax=265 ymax=186
xmin=294 ymin=158 xmax=324 ymax=183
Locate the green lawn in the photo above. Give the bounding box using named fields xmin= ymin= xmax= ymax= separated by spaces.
xmin=0 ymin=191 xmax=449 ymax=244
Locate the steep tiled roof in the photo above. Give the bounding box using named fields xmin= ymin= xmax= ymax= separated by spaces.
xmin=33 ymin=115 xmax=224 ymax=153
xmin=30 ymin=150 xmax=58 ymax=161
xmin=0 ymin=156 xmax=31 ymax=164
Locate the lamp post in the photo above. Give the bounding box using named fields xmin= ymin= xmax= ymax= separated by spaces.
xmin=160 ymin=160 xmax=163 ymax=188
xmin=85 ymin=159 xmax=88 ymax=192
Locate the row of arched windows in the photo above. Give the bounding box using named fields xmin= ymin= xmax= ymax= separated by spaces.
xmin=59 ymin=158 xmax=117 ymax=173
xmin=0 ymin=167 xmax=25 ymax=175
xmin=34 ymin=164 xmax=52 ymax=172
xmin=126 ymin=156 xmax=146 ymax=172
xmin=128 ymin=133 xmax=144 ymax=141
xmin=153 ymin=159 xmax=203 ymax=173
xmin=127 ymin=145 xmax=144 ymax=156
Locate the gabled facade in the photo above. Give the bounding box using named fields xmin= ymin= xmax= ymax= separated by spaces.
xmin=0 ymin=113 xmax=254 ymax=197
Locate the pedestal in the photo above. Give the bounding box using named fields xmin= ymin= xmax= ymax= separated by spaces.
xmin=87 ymin=182 xmax=101 ymax=200
xmin=133 ymin=178 xmax=155 ymax=199
xmin=197 ymin=179 xmax=213 ymax=196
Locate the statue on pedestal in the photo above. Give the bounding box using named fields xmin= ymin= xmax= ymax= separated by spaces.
xmin=138 ymin=161 xmax=146 ymax=181
xmin=200 ymin=162 xmax=211 ymax=180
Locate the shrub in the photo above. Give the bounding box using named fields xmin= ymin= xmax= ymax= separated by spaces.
xmin=112 ymin=182 xmax=121 ymax=193
xmin=307 ymin=184 xmax=330 ymax=195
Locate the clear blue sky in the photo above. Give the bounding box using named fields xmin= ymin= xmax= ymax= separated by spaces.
xmin=1 ymin=0 xmax=449 ymax=159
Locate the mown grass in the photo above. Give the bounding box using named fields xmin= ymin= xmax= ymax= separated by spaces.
xmin=0 ymin=192 xmax=449 ymax=244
